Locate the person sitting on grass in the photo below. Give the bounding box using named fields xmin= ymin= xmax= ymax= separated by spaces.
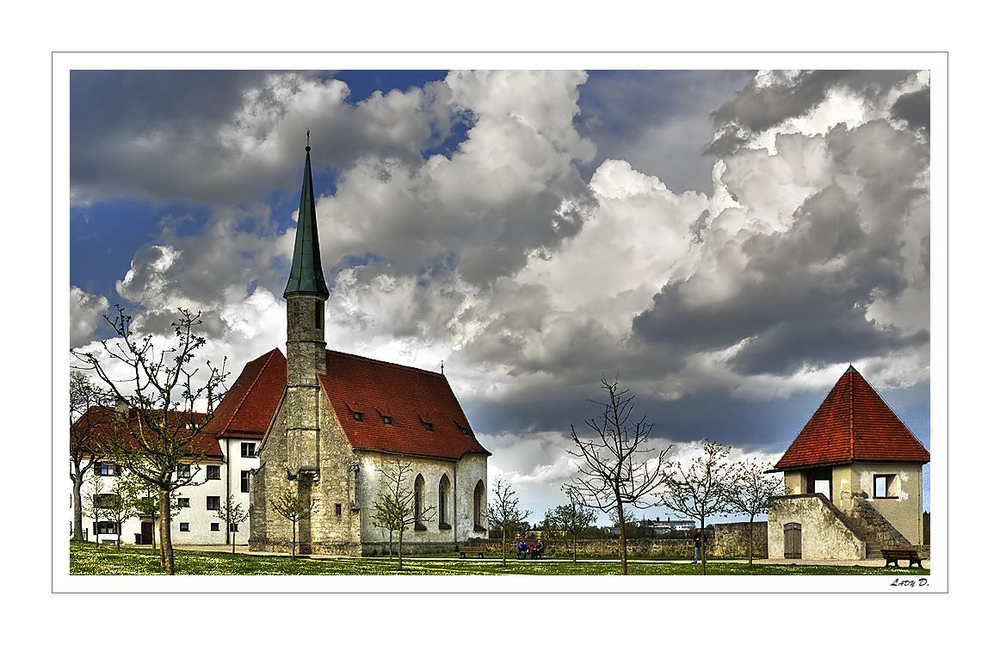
xmin=517 ymin=539 xmax=528 ymax=560
xmin=531 ymin=539 xmax=545 ymax=559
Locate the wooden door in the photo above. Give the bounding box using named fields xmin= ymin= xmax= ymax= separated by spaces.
xmin=140 ymin=521 xmax=153 ymax=545
xmin=784 ymin=523 xmax=802 ymax=559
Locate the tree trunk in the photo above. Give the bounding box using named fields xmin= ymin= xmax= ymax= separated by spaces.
xmin=158 ymin=490 xmax=175 ymax=574
xmin=747 ymin=514 xmax=754 ymax=566
xmin=502 ymin=527 xmax=507 ymax=566
xmin=397 ymin=529 xmax=403 ymax=570
xmin=291 ymin=519 xmax=297 ymax=558
xmin=617 ymin=500 xmax=628 ymax=575
xmin=700 ymin=517 xmax=707 ymax=576
xmin=71 ymin=471 xmax=85 ymax=541
xmin=572 ymin=535 xmax=577 ymax=563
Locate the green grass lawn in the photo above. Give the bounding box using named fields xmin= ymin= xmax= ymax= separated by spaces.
xmin=70 ymin=542 xmax=930 ymax=576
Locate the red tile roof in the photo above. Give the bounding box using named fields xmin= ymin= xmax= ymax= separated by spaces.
xmin=318 ymin=350 xmax=490 ymax=460
xmin=774 ymin=366 xmax=929 ymax=471
xmin=71 ymin=407 xmax=222 ymax=459
xmin=203 ymin=348 xmax=286 ymax=440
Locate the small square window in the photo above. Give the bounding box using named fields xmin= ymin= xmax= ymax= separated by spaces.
xmin=177 ymin=497 xmax=190 ymax=508
xmin=177 ymin=464 xmax=191 ymax=478
xmin=179 ymin=523 xmax=190 ymax=532
xmin=210 ymin=522 xmax=220 ymax=532
xmin=206 ymin=465 xmax=220 ymax=480
xmin=241 ymin=442 xmax=256 ymax=458
xmin=873 ymin=474 xmax=896 ymax=499
xmin=207 ymin=496 xmax=221 ymax=511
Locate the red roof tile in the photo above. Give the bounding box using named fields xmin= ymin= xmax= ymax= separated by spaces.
xmin=203 ymin=349 xmax=286 ymax=440
xmin=774 ymin=366 xmax=929 ymax=470
xmin=319 ymin=351 xmax=490 ymax=460
xmin=72 ymin=407 xmax=222 ymax=459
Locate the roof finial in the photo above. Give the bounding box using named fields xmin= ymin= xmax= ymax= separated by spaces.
xmin=440 ymin=360 xmax=445 ymax=375
xmin=305 ymin=129 xmax=311 ymax=152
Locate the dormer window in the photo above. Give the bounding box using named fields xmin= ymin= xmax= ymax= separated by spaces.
xmin=456 ymin=423 xmax=471 ymax=436
xmin=382 ymin=415 xmax=393 ymax=425
xmin=422 ymin=420 xmax=434 ymax=431
xmin=351 ymin=411 xmax=364 ymax=422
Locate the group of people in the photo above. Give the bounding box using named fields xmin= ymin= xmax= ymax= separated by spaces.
xmin=517 ymin=539 xmax=545 ymax=559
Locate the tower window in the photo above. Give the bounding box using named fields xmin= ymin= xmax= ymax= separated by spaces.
xmin=315 ymin=301 xmax=323 ymax=329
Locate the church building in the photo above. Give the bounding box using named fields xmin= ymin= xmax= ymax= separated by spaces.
xmin=246 ymin=143 xmax=491 ymax=555
xmin=767 ymin=365 xmax=929 ymax=560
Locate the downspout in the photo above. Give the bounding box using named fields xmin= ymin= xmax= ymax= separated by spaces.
xmin=225 ymin=438 xmax=231 ymax=546
xmin=453 ymin=460 xmax=458 ymax=547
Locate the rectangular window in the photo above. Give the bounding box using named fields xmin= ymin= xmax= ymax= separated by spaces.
xmin=241 ymin=470 xmax=251 ymax=493
xmin=315 ymin=301 xmax=323 ymax=329
xmin=206 ymin=496 xmax=221 ymax=511
xmin=177 ymin=497 xmax=190 ymax=508
xmin=335 ymin=503 xmax=342 ymax=516
xmin=874 ymin=474 xmax=896 ymax=499
xmin=210 ymin=522 xmax=220 ymax=532
xmin=94 ymin=521 xmax=119 ymax=535
xmin=241 ymin=442 xmax=255 ymax=458
xmin=229 ymin=523 xmax=239 ymax=533
xmin=95 ymin=493 xmax=118 ymax=509
xmin=206 ymin=465 xmax=220 ymax=480
xmin=179 ymin=522 xmax=189 ymax=532
xmin=177 ymin=464 xmax=191 ymax=478
xmin=95 ymin=462 xmax=119 ymax=476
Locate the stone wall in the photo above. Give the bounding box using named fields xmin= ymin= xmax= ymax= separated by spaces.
xmin=711 ymin=522 xmax=768 ymax=558
xmin=767 ymin=494 xmax=866 ymax=560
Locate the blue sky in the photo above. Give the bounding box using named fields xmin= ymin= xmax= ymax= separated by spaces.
xmin=69 ymin=69 xmax=932 ymax=523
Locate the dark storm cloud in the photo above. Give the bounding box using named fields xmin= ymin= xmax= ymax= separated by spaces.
xmin=891 ymin=87 xmax=931 ymax=132
xmin=71 ymin=71 xmax=457 ymax=206
xmin=578 ymin=71 xmax=754 ymax=193
xmin=707 ymin=70 xmax=915 ymax=154
xmin=633 ymin=184 xmax=920 ymax=376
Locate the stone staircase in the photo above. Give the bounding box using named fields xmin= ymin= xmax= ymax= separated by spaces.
xmin=848 ymin=496 xmax=913 ymax=559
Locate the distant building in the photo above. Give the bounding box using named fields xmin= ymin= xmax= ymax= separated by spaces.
xmin=643 ymin=517 xmax=696 ymax=535
xmin=767 ymin=366 xmax=929 ymax=560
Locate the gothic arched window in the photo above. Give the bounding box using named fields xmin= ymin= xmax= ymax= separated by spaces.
xmin=473 ymin=480 xmax=486 ymax=532
xmin=414 ymin=474 xmax=426 ymax=531
xmin=439 ymin=474 xmax=451 ymax=529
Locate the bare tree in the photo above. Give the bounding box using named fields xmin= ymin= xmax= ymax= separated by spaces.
xmin=371 ymin=459 xmax=435 ymax=570
xmin=542 ymin=487 xmax=597 ymax=562
xmin=269 ymin=488 xmax=318 ymax=558
xmin=70 ymin=371 xmax=113 ymax=541
xmin=216 ymin=494 xmax=250 ymax=555
xmin=659 ymin=441 xmax=737 ymax=575
xmin=72 ymin=305 xmax=228 ymax=574
xmin=487 ymin=477 xmax=531 ymax=566
xmin=566 ymin=377 xmax=670 ymax=575
xmin=727 ymin=458 xmax=784 ymax=565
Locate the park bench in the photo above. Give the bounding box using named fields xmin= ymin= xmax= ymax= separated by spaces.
xmin=881 ymin=548 xmax=924 ymax=568
xmin=458 ymin=544 xmax=487 ymax=558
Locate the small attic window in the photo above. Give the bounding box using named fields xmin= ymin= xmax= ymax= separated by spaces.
xmin=456 ymin=423 xmax=470 ymax=436
xmin=382 ymin=415 xmax=393 ymax=425
xmin=351 ymin=411 xmax=364 ymax=422
xmin=422 ymin=421 xmax=434 ymax=431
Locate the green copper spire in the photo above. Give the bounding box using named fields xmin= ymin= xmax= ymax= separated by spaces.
xmin=284 ymin=137 xmax=330 ymax=299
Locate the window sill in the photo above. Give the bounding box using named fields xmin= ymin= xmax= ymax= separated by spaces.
xmin=438 ymin=523 xmax=451 ymax=531
xmin=414 ymin=523 xmax=427 ymax=532
xmin=872 ymin=496 xmax=899 ymax=500
xmin=473 ymin=525 xmax=486 ymax=533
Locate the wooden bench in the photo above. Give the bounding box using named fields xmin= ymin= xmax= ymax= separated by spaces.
xmin=458 ymin=545 xmax=487 ymax=558
xmin=881 ymin=548 xmax=924 ymax=568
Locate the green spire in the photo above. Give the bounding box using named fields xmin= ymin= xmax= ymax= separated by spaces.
xmin=284 ymin=138 xmax=330 ymax=299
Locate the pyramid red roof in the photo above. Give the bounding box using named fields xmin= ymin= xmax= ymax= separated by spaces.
xmin=202 ymin=348 xmax=286 ymax=440
xmin=774 ymin=366 xmax=929 ymax=471
xmin=318 ymin=350 xmax=490 ymax=460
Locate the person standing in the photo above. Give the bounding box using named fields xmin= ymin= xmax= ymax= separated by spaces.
xmin=691 ymin=528 xmax=703 ymax=564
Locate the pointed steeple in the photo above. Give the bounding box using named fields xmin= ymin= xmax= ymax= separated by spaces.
xmin=284 ymin=135 xmax=330 ymax=299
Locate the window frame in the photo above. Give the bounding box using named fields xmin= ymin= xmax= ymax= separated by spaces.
xmin=206 ymin=496 xmax=221 ymax=511
xmin=873 ymin=474 xmax=898 ymax=499
xmin=241 ymin=470 xmax=251 ymax=493
xmin=206 ymin=465 xmax=221 ymax=480
xmin=240 ymin=442 xmax=256 ymax=458
xmin=179 ymin=522 xmax=190 ymax=532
